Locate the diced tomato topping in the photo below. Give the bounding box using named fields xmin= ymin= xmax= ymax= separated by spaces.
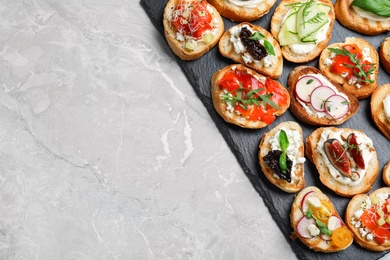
xmin=170 ymin=1 xmax=213 ymax=39
xmin=329 ymin=44 xmax=372 ymax=82
xmin=217 ymin=68 xmax=288 ymax=124
xmin=359 ymin=199 xmax=390 ymax=244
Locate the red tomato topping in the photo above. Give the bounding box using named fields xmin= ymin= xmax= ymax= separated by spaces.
xmin=170 ymin=1 xmax=213 ymax=39
xmin=359 ymin=198 xmax=390 ymax=244
xmin=217 ymin=68 xmax=288 ymax=124
xmin=329 ymin=44 xmax=373 ymax=83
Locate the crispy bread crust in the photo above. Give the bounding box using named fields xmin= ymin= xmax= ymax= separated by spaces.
xmin=207 ymin=0 xmax=277 ymax=22
xmin=211 ymin=64 xmax=290 ymax=128
xmin=370 ymin=84 xmax=390 ymax=141
xmin=345 ymin=187 xmax=390 ymax=251
xmin=287 ymin=66 xmax=360 ymax=126
xmin=319 ymin=37 xmax=379 ymax=100
xmin=258 ymin=121 xmax=305 ymax=193
xmin=290 ymin=186 xmax=353 ymax=252
xmin=270 ymin=0 xmax=335 ymax=63
xmin=383 ymin=161 xmax=390 ymax=187
xmin=163 ymin=0 xmax=224 ymax=60
xmin=380 ymin=37 xmax=390 ymax=75
xmin=219 ymin=22 xmax=283 ymax=79
xmin=306 ymin=127 xmax=379 ymax=197
xmin=335 ymin=0 xmax=390 ymax=35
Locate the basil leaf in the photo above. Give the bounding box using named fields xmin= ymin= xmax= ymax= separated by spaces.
xmin=279 ymin=151 xmax=287 ymax=174
xmin=351 ymin=0 xmax=390 ymax=18
xmin=264 ymin=40 xmax=275 ymax=56
xmin=278 ymin=130 xmax=289 ymax=152
xmin=248 ymin=31 xmax=265 ymax=40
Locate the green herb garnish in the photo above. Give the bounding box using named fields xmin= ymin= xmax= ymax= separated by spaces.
xmin=248 ymin=32 xmax=275 ymax=56
xmin=221 ymin=86 xmax=279 ymax=110
xmin=328 ymin=47 xmax=376 ymax=84
xmin=278 ymin=129 xmax=289 ymax=174
xmin=315 ymin=219 xmax=332 ymax=236
xmin=351 ymin=0 xmax=390 ymax=18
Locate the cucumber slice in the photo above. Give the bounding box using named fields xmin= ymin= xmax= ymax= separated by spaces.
xmin=297 ymin=1 xmax=329 ymax=43
xmin=278 ymin=9 xmax=300 ymax=45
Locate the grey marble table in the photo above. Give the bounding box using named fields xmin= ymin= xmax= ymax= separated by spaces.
xmin=0 ymin=0 xmax=297 ymax=259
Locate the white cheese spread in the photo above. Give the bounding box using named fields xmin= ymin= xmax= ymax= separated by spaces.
xmin=227 ymin=0 xmax=264 ymax=8
xmin=383 ymin=94 xmax=390 ymax=122
xmin=316 ymin=128 xmax=374 ymax=186
xmin=352 ymin=6 xmax=390 ymax=22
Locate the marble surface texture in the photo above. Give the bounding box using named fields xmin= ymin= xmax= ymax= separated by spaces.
xmin=0 ymin=0 xmax=385 ymax=260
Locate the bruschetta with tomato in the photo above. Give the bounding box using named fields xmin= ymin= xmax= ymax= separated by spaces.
xmin=319 ymin=37 xmax=379 ymax=99
xmin=211 ymin=64 xmax=290 ymax=129
xmin=345 ymin=187 xmax=390 ymax=251
xmin=163 ymin=0 xmax=224 ymax=60
xmin=290 ymin=186 xmax=353 ymax=252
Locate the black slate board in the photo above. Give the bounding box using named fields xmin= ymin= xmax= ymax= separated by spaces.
xmin=141 ymin=0 xmax=390 ymax=259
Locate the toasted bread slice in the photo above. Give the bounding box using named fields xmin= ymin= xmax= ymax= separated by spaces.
xmin=207 ymin=0 xmax=277 ymax=22
xmin=380 ymin=37 xmax=390 ymax=74
xmin=335 ymin=0 xmax=390 ymax=35
xmin=211 ymin=64 xmax=290 ymax=129
xmin=290 ymin=186 xmax=353 ymax=252
xmin=219 ymin=22 xmax=283 ymax=79
xmin=270 ymin=0 xmax=335 ymax=63
xmin=163 ymin=0 xmax=224 ymax=60
xmin=306 ymin=127 xmax=379 ymax=197
xmin=345 ymin=187 xmax=390 ymax=251
xmin=258 ymin=121 xmax=305 ymax=193
xmin=383 ymin=161 xmax=390 ymax=187
xmin=371 ymin=84 xmax=390 ymax=141
xmin=287 ymin=66 xmax=360 ymax=126
xmin=319 ymin=37 xmax=379 ymax=100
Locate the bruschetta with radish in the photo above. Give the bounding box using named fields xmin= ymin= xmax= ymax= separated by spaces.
xmin=319 ymin=37 xmax=379 ymax=100
xmin=219 ymin=22 xmax=283 ymax=79
xmin=270 ymin=0 xmax=335 ymax=63
xmin=211 ymin=64 xmax=290 ymax=129
xmin=345 ymin=187 xmax=390 ymax=251
xmin=290 ymin=186 xmax=353 ymax=252
xmin=306 ymin=127 xmax=379 ymax=197
xmin=258 ymin=121 xmax=306 ymax=193
xmin=163 ymin=0 xmax=224 ymax=60
xmin=288 ymin=66 xmax=359 ymax=126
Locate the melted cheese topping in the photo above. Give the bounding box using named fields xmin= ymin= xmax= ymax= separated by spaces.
xmin=316 ymin=128 xmax=374 ymax=186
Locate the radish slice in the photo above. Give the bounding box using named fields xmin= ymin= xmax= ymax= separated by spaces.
xmin=310 ymin=86 xmax=336 ymax=112
xmin=295 ymin=75 xmax=322 ymax=103
xmin=324 ymin=94 xmax=350 ymax=119
xmin=321 ymin=216 xmax=342 ymax=241
xmin=297 ymin=216 xmax=316 ymax=238
xmin=301 ymin=191 xmax=317 ymax=213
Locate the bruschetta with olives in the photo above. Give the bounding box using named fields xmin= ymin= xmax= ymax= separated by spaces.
xmin=288 ymin=66 xmax=360 ymax=126
xmin=335 ymin=0 xmax=390 ymax=35
xmin=319 ymin=37 xmax=379 ymax=100
xmin=211 ymin=64 xmax=290 ymax=129
xmin=306 ymin=127 xmax=379 ymax=197
xmin=290 ymin=186 xmax=353 ymax=252
xmin=259 ymin=121 xmax=306 ymax=193
xmin=371 ymin=84 xmax=390 ymax=141
xmin=345 ymin=187 xmax=390 ymax=251
xmin=207 ymin=0 xmax=277 ymax=22
xmin=163 ymin=0 xmax=224 ymax=60
xmin=219 ymin=22 xmax=283 ymax=79
xmin=270 ymin=0 xmax=335 ymax=63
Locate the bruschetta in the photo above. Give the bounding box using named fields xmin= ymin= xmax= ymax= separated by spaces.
xmin=219 ymin=22 xmax=283 ymax=79
xmin=319 ymin=37 xmax=379 ymax=100
xmin=287 ymin=66 xmax=360 ymax=126
xmin=258 ymin=121 xmax=306 ymax=193
xmin=290 ymin=186 xmax=353 ymax=252
xmin=211 ymin=64 xmax=290 ymax=129
xmin=163 ymin=0 xmax=224 ymax=60
xmin=207 ymin=0 xmax=277 ymax=22
xmin=370 ymin=84 xmax=390 ymax=141
xmin=380 ymin=37 xmax=390 ymax=74
xmin=383 ymin=161 xmax=390 ymax=187
xmin=345 ymin=187 xmax=390 ymax=251
xmin=270 ymin=0 xmax=335 ymax=63
xmin=306 ymin=127 xmax=379 ymax=197
xmin=335 ymin=0 xmax=390 ymax=35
